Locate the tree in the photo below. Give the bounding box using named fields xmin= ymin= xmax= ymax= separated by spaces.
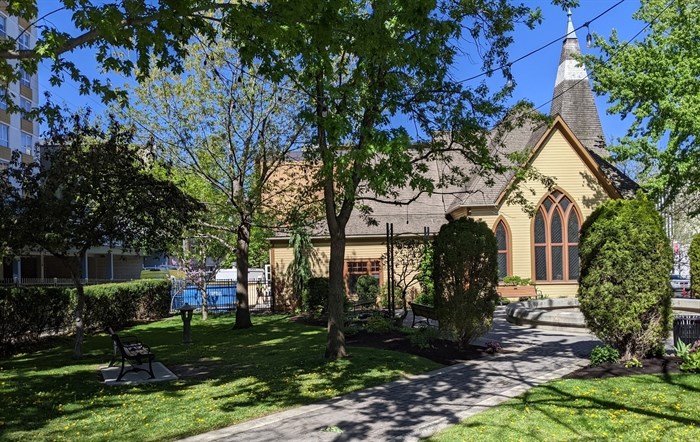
xmin=286 ymin=226 xmax=315 ymax=311
xmin=222 ymin=0 xmax=568 ymax=360
xmin=578 ymin=194 xmax=673 ymax=360
xmin=583 ymin=0 xmax=700 ymax=213
xmin=5 ymin=0 xmax=575 ymax=358
xmin=124 ymin=38 xmax=308 ymax=329
xmin=0 ymin=111 xmax=202 ymax=358
xmin=180 ymin=236 xmax=228 ymax=321
xmin=386 ymin=237 xmax=432 ymax=317
xmin=433 ymin=219 xmax=499 ymax=348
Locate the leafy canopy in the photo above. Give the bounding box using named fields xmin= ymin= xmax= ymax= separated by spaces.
xmin=584 ymin=0 xmax=700 ymax=213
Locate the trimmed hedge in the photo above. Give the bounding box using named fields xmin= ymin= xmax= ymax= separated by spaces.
xmin=0 ymin=279 xmax=171 ymax=355
xmin=82 ymin=279 xmax=172 ymax=331
xmin=0 ymin=286 xmax=72 ymax=355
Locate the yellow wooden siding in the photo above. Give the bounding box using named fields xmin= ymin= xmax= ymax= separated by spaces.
xmin=466 ymin=128 xmax=612 ymax=297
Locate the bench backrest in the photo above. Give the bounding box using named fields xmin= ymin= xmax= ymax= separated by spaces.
xmin=409 ymin=302 xmax=437 ymax=319
xmin=107 ymin=328 xmax=132 ymax=358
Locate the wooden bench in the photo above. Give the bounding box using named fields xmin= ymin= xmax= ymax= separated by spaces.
xmin=108 ymin=328 xmax=156 ymax=382
xmin=351 ymin=299 xmax=376 ymax=312
xmin=497 ymin=285 xmax=538 ymax=301
xmin=409 ymin=302 xmax=438 ymax=327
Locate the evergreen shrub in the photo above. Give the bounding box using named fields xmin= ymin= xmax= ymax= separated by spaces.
xmin=355 ymin=275 xmax=379 ymax=303
xmin=0 ymin=286 xmax=72 ymax=355
xmin=433 ymin=218 xmax=499 ymax=347
xmin=578 ymin=194 xmax=673 ymax=360
xmin=690 ymin=233 xmax=700 ymax=297
xmin=304 ymin=277 xmax=329 ymax=314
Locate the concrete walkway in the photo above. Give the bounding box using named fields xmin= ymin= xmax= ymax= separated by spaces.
xmin=181 ymin=309 xmax=600 ymax=442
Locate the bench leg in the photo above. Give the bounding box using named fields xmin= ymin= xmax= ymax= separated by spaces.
xmin=116 ymin=359 xmax=127 ymax=382
xmin=411 ymin=313 xmax=416 ymax=327
xmin=146 ymin=358 xmax=155 ymax=379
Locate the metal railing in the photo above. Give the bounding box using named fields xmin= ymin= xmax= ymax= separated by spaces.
xmin=0 ymin=277 xmax=134 ymax=286
xmin=170 ymin=279 xmax=273 ymax=313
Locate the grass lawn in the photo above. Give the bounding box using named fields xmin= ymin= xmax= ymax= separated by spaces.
xmin=0 ymin=314 xmax=441 ymax=441
xmin=428 ymin=373 xmax=700 ymax=441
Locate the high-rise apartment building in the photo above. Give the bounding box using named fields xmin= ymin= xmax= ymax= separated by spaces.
xmin=0 ymin=5 xmax=39 ymax=161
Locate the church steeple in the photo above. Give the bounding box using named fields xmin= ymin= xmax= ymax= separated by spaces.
xmin=550 ymin=9 xmax=605 ymax=155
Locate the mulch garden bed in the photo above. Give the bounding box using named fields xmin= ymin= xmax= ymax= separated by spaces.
xmin=345 ymin=329 xmax=487 ymax=366
xmin=564 ymin=356 xmax=684 ymax=380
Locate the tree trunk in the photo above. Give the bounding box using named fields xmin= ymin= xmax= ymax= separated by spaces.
xmin=234 ymin=217 xmax=253 ymax=329
xmin=325 ymin=229 xmax=348 ymax=359
xmin=72 ymin=256 xmax=86 ymax=359
xmin=201 ymin=284 xmax=208 ymax=321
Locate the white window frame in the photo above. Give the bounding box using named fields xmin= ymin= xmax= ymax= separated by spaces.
xmin=18 ymin=27 xmax=30 ymax=50
xmin=0 ymin=88 xmax=6 ymax=111
xmin=0 ymin=123 xmax=9 ymax=148
xmin=19 ymin=69 xmax=31 ymax=88
xmin=21 ymin=132 xmax=32 ymax=155
xmin=20 ymin=97 xmax=31 ymax=114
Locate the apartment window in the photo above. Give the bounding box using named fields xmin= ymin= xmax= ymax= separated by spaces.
xmin=0 ymin=123 xmax=9 ymax=148
xmin=21 ymin=133 xmax=32 ymax=155
xmin=20 ymin=97 xmax=31 ymax=114
xmin=533 ymin=190 xmax=581 ymax=282
xmin=0 ymin=15 xmax=6 ymax=38
xmin=345 ymin=259 xmax=382 ymax=294
xmin=494 ymin=220 xmax=511 ymax=280
xmin=18 ymin=27 xmax=30 ymax=50
xmin=19 ymin=69 xmax=31 ymax=88
xmin=0 ymin=88 xmax=6 ymax=111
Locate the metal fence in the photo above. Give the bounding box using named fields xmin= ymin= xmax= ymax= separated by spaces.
xmin=170 ymin=279 xmax=273 ymax=313
xmin=0 ymin=277 xmax=134 ymax=286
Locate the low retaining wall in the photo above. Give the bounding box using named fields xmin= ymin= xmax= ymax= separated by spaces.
xmin=505 ymin=297 xmax=700 ymax=332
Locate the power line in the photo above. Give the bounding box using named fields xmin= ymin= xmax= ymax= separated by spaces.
xmin=456 ymin=0 xmax=627 ymax=85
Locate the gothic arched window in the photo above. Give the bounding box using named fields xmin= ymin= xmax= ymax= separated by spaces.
xmin=533 ymin=190 xmax=580 ymax=281
xmin=495 ymin=220 xmax=510 ymax=280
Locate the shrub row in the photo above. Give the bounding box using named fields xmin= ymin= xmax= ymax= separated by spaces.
xmin=0 ymin=286 xmax=72 ymax=355
xmin=0 ymin=279 xmax=171 ymax=355
xmin=82 ymin=279 xmax=172 ymax=331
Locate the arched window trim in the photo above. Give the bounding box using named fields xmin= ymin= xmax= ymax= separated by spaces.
xmin=492 ymin=217 xmax=512 ymax=280
xmin=531 ymin=189 xmax=582 ymax=282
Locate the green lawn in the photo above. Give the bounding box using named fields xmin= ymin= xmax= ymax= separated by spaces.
xmin=0 ymin=314 xmax=441 ymax=441
xmin=428 ymin=374 xmax=700 ymax=441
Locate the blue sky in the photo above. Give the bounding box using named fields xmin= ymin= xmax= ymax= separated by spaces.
xmin=37 ymin=0 xmax=642 ymax=143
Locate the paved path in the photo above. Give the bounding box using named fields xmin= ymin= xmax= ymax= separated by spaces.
xmin=181 ymin=309 xmax=600 ymax=442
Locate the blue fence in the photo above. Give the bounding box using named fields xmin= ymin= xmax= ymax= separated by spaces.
xmin=170 ymin=279 xmax=272 ymax=313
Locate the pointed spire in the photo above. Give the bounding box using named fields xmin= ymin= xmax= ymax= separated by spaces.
xmin=566 ymin=8 xmax=576 ymax=38
xmin=550 ymin=9 xmax=605 ymax=155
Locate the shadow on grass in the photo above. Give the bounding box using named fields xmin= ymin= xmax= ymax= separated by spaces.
xmin=0 ymin=313 xmax=439 ymax=441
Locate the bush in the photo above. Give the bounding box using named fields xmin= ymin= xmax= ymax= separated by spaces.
xmin=304 ymin=277 xmax=329 ymax=314
xmin=690 ymin=234 xmax=700 ymax=297
xmin=413 ymin=290 xmax=434 ymax=306
xmin=355 ymin=275 xmax=379 ymax=303
xmin=578 ymin=194 xmax=673 ymax=360
xmin=364 ymin=316 xmax=395 ymax=333
xmin=590 ymin=344 xmax=620 ymax=367
xmin=417 ymin=244 xmax=434 ymax=302
xmin=82 ymin=279 xmax=171 ymax=331
xmin=0 ymin=286 xmax=72 ymax=355
xmin=433 ymin=218 xmax=499 ymax=347
xmin=408 ymin=326 xmax=440 ymax=349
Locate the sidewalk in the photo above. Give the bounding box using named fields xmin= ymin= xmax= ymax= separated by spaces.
xmin=181 ymin=310 xmax=600 ymax=442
